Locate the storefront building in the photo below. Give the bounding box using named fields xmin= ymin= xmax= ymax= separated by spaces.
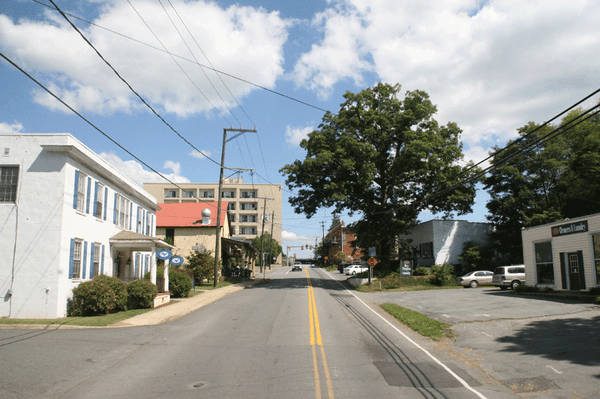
xmin=522 ymin=213 xmax=600 ymax=291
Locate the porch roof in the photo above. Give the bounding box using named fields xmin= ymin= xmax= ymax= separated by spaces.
xmin=110 ymin=231 xmax=175 ymax=252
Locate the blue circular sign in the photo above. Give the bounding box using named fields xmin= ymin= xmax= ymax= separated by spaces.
xmin=170 ymin=256 xmax=184 ymax=266
xmin=156 ymin=249 xmax=172 ymax=260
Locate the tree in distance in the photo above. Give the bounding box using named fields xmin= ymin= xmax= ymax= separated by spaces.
xmin=281 ymin=83 xmax=478 ymax=270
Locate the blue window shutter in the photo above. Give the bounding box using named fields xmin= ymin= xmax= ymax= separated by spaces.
xmin=134 ymin=253 xmax=139 ymax=278
xmin=136 ymin=207 xmax=139 ymax=233
xmin=101 ymin=245 xmax=105 ymax=274
xmin=85 ymin=177 xmax=91 ymax=214
xmin=113 ymin=193 xmax=117 ymax=224
xmin=144 ymin=210 xmax=147 ymax=235
xmin=103 ymin=187 xmax=108 ymax=220
xmin=151 ymin=215 xmax=154 ymax=236
xmin=82 ymin=241 xmax=88 ymax=279
xmin=88 ymin=242 xmax=94 ymax=278
xmin=129 ymin=202 xmax=133 ymax=230
xmin=93 ymin=182 xmax=99 ymax=217
xmin=73 ymin=170 xmax=79 ymax=209
xmin=69 ymin=238 xmax=75 ymax=279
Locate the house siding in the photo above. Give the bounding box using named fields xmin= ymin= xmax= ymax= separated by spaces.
xmin=1 ymin=134 xmax=159 ymax=318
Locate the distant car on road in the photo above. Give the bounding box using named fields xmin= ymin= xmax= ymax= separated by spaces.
xmin=456 ymin=270 xmax=494 ymax=288
xmin=291 ymin=263 xmax=302 ymax=271
xmin=345 ymin=264 xmax=368 ymax=275
xmin=492 ymin=265 xmax=526 ymax=290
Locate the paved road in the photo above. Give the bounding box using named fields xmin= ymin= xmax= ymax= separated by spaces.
xmin=0 ymin=266 xmax=517 ymax=399
xmin=354 ymin=282 xmax=600 ymax=398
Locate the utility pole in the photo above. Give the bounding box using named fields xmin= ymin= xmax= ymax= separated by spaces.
xmin=321 ymin=221 xmax=326 ymax=266
xmin=258 ymin=197 xmax=273 ymax=273
xmin=268 ymin=210 xmax=275 ymax=269
xmin=214 ymin=127 xmax=256 ymax=287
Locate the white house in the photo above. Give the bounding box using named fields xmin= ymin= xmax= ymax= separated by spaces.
xmin=522 ymin=214 xmax=600 ymax=291
xmin=1 ymin=134 xmax=172 ymax=319
xmin=399 ymin=219 xmax=493 ymax=267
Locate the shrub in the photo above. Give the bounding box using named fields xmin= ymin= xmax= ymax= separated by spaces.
xmin=127 ymin=279 xmax=158 ymax=309
xmin=169 ymin=268 xmax=192 ymax=298
xmin=93 ymin=275 xmax=127 ymax=312
xmin=429 ymin=264 xmax=455 ymax=286
xmin=595 ymin=296 xmax=600 ymax=305
xmin=588 ymin=287 xmax=600 ymax=296
xmin=70 ymin=280 xmax=116 ymax=316
xmin=185 ymin=250 xmax=214 ymax=284
xmin=413 ymin=266 xmax=431 ymax=276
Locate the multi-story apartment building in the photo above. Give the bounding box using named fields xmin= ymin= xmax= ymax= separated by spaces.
xmin=144 ymin=179 xmax=282 ymax=261
xmin=1 ymin=134 xmax=172 ymax=318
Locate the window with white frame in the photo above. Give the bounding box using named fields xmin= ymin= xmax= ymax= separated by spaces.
xmin=94 ymin=183 xmax=105 ymax=218
xmin=76 ymin=172 xmax=87 ymax=212
xmin=240 ymin=214 xmax=257 ymax=223
xmin=116 ymin=194 xmax=131 ymax=229
xmin=221 ymin=190 xmax=235 ymax=198
xmin=164 ymin=189 xmax=179 ymax=198
xmin=72 ymin=239 xmax=82 ymax=279
xmin=240 ymin=202 xmax=257 ymax=211
xmin=183 ymin=189 xmax=195 ymax=198
xmin=230 ymin=214 xmax=236 ymax=222
xmin=535 ymin=241 xmax=554 ymax=285
xmin=227 ymin=203 xmax=236 ymax=211
xmin=241 ymin=191 xmax=256 ymax=198
xmin=203 ymin=190 xmax=214 ymax=198
xmin=0 ymin=166 xmax=19 ymax=203
xmin=592 ymin=234 xmax=600 ymax=285
xmin=92 ymin=243 xmax=101 ymax=278
xmin=239 ymin=227 xmax=257 ymax=235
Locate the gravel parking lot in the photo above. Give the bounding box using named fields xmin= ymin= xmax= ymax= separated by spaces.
xmin=362 ymin=287 xmax=600 ymax=398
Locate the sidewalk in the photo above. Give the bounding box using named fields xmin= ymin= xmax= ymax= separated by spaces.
xmin=0 ymin=278 xmax=266 ymax=330
xmin=113 ymin=279 xmax=261 ymax=327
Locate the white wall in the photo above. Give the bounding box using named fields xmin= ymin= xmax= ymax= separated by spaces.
xmin=1 ymin=134 xmax=158 ymax=318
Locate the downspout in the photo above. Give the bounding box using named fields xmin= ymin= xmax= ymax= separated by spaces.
xmin=7 ymin=159 xmax=24 ymax=318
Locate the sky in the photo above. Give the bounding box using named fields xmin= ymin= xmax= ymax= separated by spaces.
xmin=1 ymin=0 xmax=599 ymax=259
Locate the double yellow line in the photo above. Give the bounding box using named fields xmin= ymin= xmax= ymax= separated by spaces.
xmin=305 ymin=267 xmax=335 ymax=399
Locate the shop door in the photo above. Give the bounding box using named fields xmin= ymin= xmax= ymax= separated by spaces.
xmin=568 ymin=252 xmax=581 ymax=290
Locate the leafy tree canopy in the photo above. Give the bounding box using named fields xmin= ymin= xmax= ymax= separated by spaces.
xmin=251 ymin=232 xmax=282 ymax=265
xmin=281 ymin=83 xmax=477 ymax=268
xmin=484 ymin=108 xmax=600 ymax=263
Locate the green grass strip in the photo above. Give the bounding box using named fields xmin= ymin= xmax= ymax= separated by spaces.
xmin=0 ymin=308 xmax=152 ymax=327
xmin=380 ymin=303 xmax=454 ymax=341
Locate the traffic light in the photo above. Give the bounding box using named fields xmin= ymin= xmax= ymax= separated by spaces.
xmin=301 ymin=246 xmax=304 ymax=250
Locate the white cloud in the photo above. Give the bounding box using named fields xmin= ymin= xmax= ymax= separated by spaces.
xmin=0 ymin=1 xmax=290 ymax=117
xmin=0 ymin=121 xmax=24 ymax=134
xmin=294 ymin=0 xmax=600 ymax=161
xmin=282 ymin=230 xmax=313 ymax=244
xmin=189 ymin=149 xmax=212 ymax=159
xmin=99 ymin=152 xmax=190 ymax=187
xmin=285 ymin=125 xmax=313 ymax=146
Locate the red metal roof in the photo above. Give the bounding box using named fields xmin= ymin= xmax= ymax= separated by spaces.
xmin=156 ymin=202 xmax=229 ymax=227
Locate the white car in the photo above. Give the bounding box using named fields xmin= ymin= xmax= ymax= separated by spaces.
xmin=344 ymin=264 xmax=368 ymax=275
xmin=291 ymin=263 xmax=302 ymax=271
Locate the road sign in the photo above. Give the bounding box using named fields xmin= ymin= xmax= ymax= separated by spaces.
xmin=367 ymin=257 xmax=378 ymax=268
xmin=170 ymin=256 xmax=184 ymax=266
xmin=156 ymin=249 xmax=172 ymax=260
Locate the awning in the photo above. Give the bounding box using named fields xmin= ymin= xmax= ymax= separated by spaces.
xmin=110 ymin=230 xmax=175 ymax=252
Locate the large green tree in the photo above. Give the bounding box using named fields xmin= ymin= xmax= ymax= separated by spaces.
xmin=484 ymin=109 xmax=600 ymax=263
xmin=251 ymin=232 xmax=282 ymax=266
xmin=280 ymin=83 xmax=478 ymax=270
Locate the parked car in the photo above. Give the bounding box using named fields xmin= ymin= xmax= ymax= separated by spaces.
xmin=345 ymin=264 xmax=369 ymax=275
xmin=492 ymin=265 xmax=526 ymax=290
xmin=456 ymin=270 xmax=494 ymax=288
xmin=291 ymin=263 xmax=302 ymax=271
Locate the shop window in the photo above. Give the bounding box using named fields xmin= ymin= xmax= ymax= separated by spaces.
xmin=535 ymin=241 xmax=554 ymax=285
xmin=593 ymin=234 xmax=600 ymax=285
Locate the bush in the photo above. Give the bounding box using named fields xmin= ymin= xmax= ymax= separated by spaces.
xmin=588 ymin=287 xmax=600 ymax=296
xmin=93 ymin=275 xmax=127 ymax=312
xmin=70 ymin=280 xmax=116 ymax=316
xmin=127 ymin=279 xmax=158 ymax=309
xmin=169 ymin=268 xmax=192 ymax=298
xmin=413 ymin=266 xmax=431 ymax=276
xmin=429 ymin=264 xmax=455 ymax=286
xmin=595 ymin=296 xmax=600 ymax=305
xmin=185 ymin=250 xmax=215 ymax=284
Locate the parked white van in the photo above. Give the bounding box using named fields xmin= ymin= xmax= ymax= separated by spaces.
xmin=492 ymin=265 xmax=526 ymax=290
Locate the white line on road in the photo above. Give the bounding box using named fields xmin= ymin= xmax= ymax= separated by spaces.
xmin=481 ymin=332 xmax=493 ymax=338
xmin=546 ymin=366 xmax=562 ymax=374
xmin=321 ymin=269 xmax=488 ymax=399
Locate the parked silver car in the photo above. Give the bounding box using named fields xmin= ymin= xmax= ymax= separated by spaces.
xmin=456 ymin=270 xmax=494 ymax=288
xmin=492 ymin=265 xmax=526 ymax=290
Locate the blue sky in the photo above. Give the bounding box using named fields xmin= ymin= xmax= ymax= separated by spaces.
xmin=1 ymin=0 xmax=599 ymax=259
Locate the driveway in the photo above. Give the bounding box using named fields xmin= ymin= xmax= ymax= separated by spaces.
xmin=361 ymin=287 xmax=600 ymax=398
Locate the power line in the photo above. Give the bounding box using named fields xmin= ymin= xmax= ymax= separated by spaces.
xmin=46 ymin=0 xmax=222 ymax=168
xmin=126 ymin=0 xmax=233 ymax=125
xmin=31 ymin=0 xmax=331 ymax=115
